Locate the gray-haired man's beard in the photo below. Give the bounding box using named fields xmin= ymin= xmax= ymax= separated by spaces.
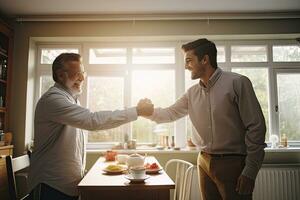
xmin=64 ymin=80 xmax=83 ymax=97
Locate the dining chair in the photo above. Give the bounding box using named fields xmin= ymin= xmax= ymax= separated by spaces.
xmin=6 ymin=154 xmax=30 ymax=200
xmin=165 ymin=159 xmax=195 ymax=200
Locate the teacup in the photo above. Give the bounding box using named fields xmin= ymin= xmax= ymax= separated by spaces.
xmin=126 ymin=153 xmax=144 ymax=168
xmin=129 ymin=167 xmax=146 ymax=179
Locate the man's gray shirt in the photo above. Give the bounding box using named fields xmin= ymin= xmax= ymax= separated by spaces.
xmin=149 ymin=68 xmax=266 ymax=179
xmin=28 ymin=83 xmax=137 ymax=196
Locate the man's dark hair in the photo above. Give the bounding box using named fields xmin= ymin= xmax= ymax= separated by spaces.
xmin=181 ymin=38 xmax=218 ymax=69
xmin=52 ymin=53 xmax=81 ymax=82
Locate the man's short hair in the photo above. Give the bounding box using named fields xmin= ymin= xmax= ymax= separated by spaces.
xmin=52 ymin=53 xmax=81 ymax=82
xmin=181 ymin=38 xmax=218 ymax=69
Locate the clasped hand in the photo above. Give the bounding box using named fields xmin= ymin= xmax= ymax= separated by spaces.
xmin=136 ymin=98 xmax=154 ymax=116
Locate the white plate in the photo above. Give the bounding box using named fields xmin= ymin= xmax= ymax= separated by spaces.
xmin=145 ymin=168 xmax=162 ymax=174
xmin=103 ymin=165 xmax=127 ymax=174
xmin=124 ymin=174 xmax=150 ymax=183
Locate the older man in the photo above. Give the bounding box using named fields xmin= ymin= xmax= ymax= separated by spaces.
xmin=28 ymin=53 xmax=153 ymax=200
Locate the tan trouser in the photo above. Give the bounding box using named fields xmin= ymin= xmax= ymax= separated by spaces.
xmin=197 ymin=152 xmax=252 ymax=200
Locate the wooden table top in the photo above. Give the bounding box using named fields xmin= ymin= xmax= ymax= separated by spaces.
xmin=78 ymin=156 xmax=175 ymax=191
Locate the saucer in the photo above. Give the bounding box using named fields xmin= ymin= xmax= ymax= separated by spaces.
xmin=124 ymin=174 xmax=150 ymax=183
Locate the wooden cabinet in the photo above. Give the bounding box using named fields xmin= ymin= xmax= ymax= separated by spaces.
xmin=0 ymin=19 xmax=14 ymax=199
xmin=0 ymin=19 xmax=13 ymax=133
xmin=0 ymin=145 xmax=13 ymax=199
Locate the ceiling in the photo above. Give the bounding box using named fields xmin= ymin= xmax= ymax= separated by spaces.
xmin=0 ymin=0 xmax=300 ymax=17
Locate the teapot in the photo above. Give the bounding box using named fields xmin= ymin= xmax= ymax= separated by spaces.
xmin=126 ymin=153 xmax=144 ymax=168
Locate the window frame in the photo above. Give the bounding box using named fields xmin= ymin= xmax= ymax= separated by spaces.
xmin=35 ymin=44 xmax=83 ymax=102
xmin=273 ymin=68 xmax=300 ymax=145
xmin=34 ymin=39 xmax=300 ymax=149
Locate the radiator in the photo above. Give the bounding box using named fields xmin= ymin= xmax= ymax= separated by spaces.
xmin=253 ymin=165 xmax=300 ymax=200
xmin=190 ymin=165 xmax=300 ymax=200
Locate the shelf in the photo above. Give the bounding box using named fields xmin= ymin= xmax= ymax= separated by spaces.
xmin=0 ymin=107 xmax=6 ymax=113
xmin=0 ymin=79 xmax=6 ymax=84
xmin=0 ymin=145 xmax=13 ymax=150
xmin=0 ymin=50 xmax=8 ymax=58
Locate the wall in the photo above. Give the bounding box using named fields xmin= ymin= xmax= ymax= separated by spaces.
xmin=10 ymin=18 xmax=300 ymax=157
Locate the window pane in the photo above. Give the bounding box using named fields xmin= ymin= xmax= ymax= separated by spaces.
xmin=89 ymin=48 xmax=126 ymax=64
xmin=132 ymin=70 xmax=175 ymax=144
xmin=273 ymin=46 xmax=300 ymax=62
xmin=40 ymin=76 xmax=54 ymax=96
xmin=132 ymin=48 xmax=175 ymax=64
xmin=217 ymin=46 xmax=225 ymax=63
xmin=232 ymin=68 xmax=270 ymax=141
xmin=41 ymin=48 xmax=79 ymax=64
xmin=277 ymin=73 xmax=300 ymax=141
xmin=231 ymin=45 xmax=267 ymax=62
xmin=87 ymin=77 xmax=124 ymax=142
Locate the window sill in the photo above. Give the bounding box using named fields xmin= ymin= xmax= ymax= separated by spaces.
xmin=86 ymin=147 xmax=300 ymax=154
xmin=265 ymin=147 xmax=300 ymax=153
xmin=87 ymin=147 xmax=200 ymax=154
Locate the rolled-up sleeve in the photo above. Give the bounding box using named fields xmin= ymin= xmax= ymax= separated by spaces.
xmin=45 ymin=93 xmax=137 ymax=131
xmin=234 ymin=76 xmax=267 ymax=180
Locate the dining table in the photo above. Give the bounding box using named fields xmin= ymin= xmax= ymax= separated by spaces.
xmin=78 ymin=156 xmax=175 ymax=200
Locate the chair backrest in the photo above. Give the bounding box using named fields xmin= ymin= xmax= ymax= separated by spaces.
xmin=165 ymin=159 xmax=195 ymax=200
xmin=6 ymin=155 xmax=30 ymax=200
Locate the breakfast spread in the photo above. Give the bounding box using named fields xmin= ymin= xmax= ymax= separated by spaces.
xmin=103 ymin=153 xmax=162 ymax=178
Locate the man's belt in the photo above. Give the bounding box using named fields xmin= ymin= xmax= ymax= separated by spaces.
xmin=201 ymin=151 xmax=246 ymax=157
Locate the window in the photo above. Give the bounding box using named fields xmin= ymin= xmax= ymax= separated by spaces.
xmin=277 ymin=72 xmax=300 ymax=141
xmin=216 ymin=46 xmax=226 ymax=63
xmin=132 ymin=48 xmax=175 ymax=64
xmin=87 ymin=76 xmax=125 ymax=143
xmin=231 ymin=45 xmax=267 ymax=62
xmin=89 ymin=48 xmax=127 ymax=64
xmin=41 ymin=48 xmax=79 ymax=64
xmin=132 ymin=70 xmax=175 ymax=144
xmin=85 ymin=44 xmax=177 ymax=145
xmin=35 ymin=39 xmax=300 ymax=148
xmin=40 ymin=76 xmax=54 ymax=96
xmin=273 ymin=45 xmax=300 ymax=62
xmin=37 ymin=46 xmax=80 ymax=96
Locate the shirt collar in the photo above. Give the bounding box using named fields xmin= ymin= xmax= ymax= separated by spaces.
xmin=199 ymin=67 xmax=222 ymax=89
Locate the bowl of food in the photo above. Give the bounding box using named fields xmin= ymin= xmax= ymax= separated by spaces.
xmin=144 ymin=162 xmax=162 ymax=174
